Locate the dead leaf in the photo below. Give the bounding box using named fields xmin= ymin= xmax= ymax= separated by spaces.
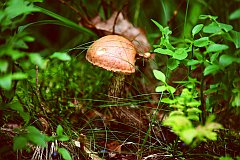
xmin=92 ymin=12 xmax=151 ymax=55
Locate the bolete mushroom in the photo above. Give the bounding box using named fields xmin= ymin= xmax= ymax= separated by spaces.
xmin=86 ymin=35 xmax=136 ymax=100
xmin=86 ymin=35 xmax=143 ymax=127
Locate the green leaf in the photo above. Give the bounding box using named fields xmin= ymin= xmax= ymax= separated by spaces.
xmin=9 ymin=102 xmax=24 ymax=112
xmin=166 ymin=85 xmax=176 ymax=94
xmin=50 ymin=52 xmax=71 ymax=61
xmin=155 ymin=85 xmax=167 ymax=92
xmin=11 ymin=72 xmax=28 ymax=80
xmin=169 ymin=110 xmax=184 ymax=116
xmin=151 ymin=19 xmax=164 ymax=31
xmin=163 ymin=115 xmax=193 ymax=133
xmin=229 ymin=8 xmax=240 ymax=20
xmin=206 ymin=44 xmax=229 ymax=53
xmin=0 ymin=60 xmax=8 ymax=72
xmin=167 ymin=58 xmax=179 ymax=70
xmin=58 ymin=148 xmax=72 ymax=160
xmin=35 ymin=6 xmax=96 ymax=36
xmin=203 ymin=22 xmax=221 ymax=34
xmin=154 ymin=48 xmax=173 ymax=56
xmin=180 ymin=128 xmax=197 ymax=144
xmin=219 ymin=156 xmax=233 ymax=160
xmin=187 ymin=59 xmax=200 ymax=66
xmin=229 ymin=30 xmax=240 ymax=49
xmin=193 ymin=37 xmax=209 ymax=47
xmin=153 ymin=70 xmax=166 ymax=83
xmin=161 ymin=98 xmax=177 ymax=104
xmin=219 ymin=54 xmax=236 ymax=67
xmin=204 ymin=64 xmax=221 ymax=76
xmin=57 ymin=135 xmax=69 ymax=141
xmin=56 ymin=125 xmax=63 ymax=136
xmin=27 ymin=126 xmax=41 ymax=134
xmin=6 ymin=0 xmax=40 ymax=19
xmin=29 ymin=53 xmax=46 ymax=69
xmin=19 ymin=111 xmax=30 ymax=124
xmin=192 ymin=24 xmax=204 ymax=37
xmin=173 ymin=48 xmax=188 ymax=60
xmin=0 ymin=74 xmax=12 ymax=90
xmin=199 ymin=15 xmax=218 ymax=20
xmin=219 ymin=23 xmax=233 ymax=32
xmin=13 ymin=136 xmax=28 ymax=151
xmin=26 ymin=133 xmax=46 ymax=147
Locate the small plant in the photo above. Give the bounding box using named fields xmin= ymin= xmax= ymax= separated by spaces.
xmin=152 ymin=15 xmax=239 ymax=148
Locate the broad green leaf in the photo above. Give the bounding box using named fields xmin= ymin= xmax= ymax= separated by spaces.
xmin=0 ymin=74 xmax=12 ymax=90
xmin=13 ymin=136 xmax=28 ymax=151
xmin=180 ymin=128 xmax=197 ymax=144
xmin=0 ymin=60 xmax=8 ymax=72
xmin=187 ymin=59 xmax=200 ymax=66
xmin=203 ymin=22 xmax=221 ymax=34
xmin=161 ymin=98 xmax=177 ymax=104
xmin=186 ymin=101 xmax=201 ymax=107
xmin=167 ymin=58 xmax=179 ymax=70
xmin=187 ymin=108 xmax=202 ymax=114
xmin=193 ymin=37 xmax=209 ymax=47
xmin=154 ymin=48 xmax=173 ymax=56
xmin=153 ymin=70 xmax=166 ymax=83
xmin=151 ymin=19 xmax=164 ymax=31
xmin=163 ymin=115 xmax=193 ymax=133
xmin=58 ymin=148 xmax=72 ymax=160
xmin=57 ymin=135 xmax=69 ymax=141
xmin=9 ymin=102 xmax=24 ymax=112
xmin=204 ymin=64 xmax=221 ymax=76
xmin=169 ymin=110 xmax=184 ymax=116
xmin=232 ymin=92 xmax=240 ymax=107
xmin=210 ymin=52 xmax=219 ymax=63
xmin=27 ymin=126 xmax=41 ymax=135
xmin=167 ymin=85 xmax=176 ymax=94
xmin=206 ymin=44 xmax=229 ymax=53
xmin=29 ymin=53 xmax=46 ymax=69
xmin=229 ymin=8 xmax=240 ymax=20
xmin=155 ymin=85 xmax=167 ymax=92
xmin=219 ymin=54 xmax=236 ymax=67
xmin=219 ymin=156 xmax=234 ymax=160
xmin=6 ymin=50 xmax=26 ymax=60
xmin=6 ymin=0 xmax=40 ymax=19
xmin=229 ymin=30 xmax=240 ymax=49
xmin=56 ymin=125 xmax=64 ymax=136
xmin=26 ymin=133 xmax=46 ymax=147
xmin=12 ymin=72 xmax=28 ymax=80
xmin=219 ymin=23 xmax=233 ymax=32
xmin=173 ymin=48 xmax=188 ymax=60
xmin=192 ymin=24 xmax=204 ymax=37
xmin=50 ymin=52 xmax=71 ymax=61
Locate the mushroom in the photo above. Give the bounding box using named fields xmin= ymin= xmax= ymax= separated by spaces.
xmin=86 ymin=35 xmax=136 ymax=100
xmin=86 ymin=35 xmax=144 ymax=127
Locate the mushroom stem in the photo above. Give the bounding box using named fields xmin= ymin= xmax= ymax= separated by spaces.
xmin=108 ymin=72 xmax=126 ymax=101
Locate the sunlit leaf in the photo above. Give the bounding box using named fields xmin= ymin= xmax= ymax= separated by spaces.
xmin=12 ymin=72 xmax=28 ymax=80
xmin=180 ymin=128 xmax=197 ymax=144
xmin=154 ymin=48 xmax=173 ymax=56
xmin=155 ymin=85 xmax=167 ymax=92
xmin=193 ymin=37 xmax=209 ymax=47
xmin=204 ymin=64 xmax=221 ymax=76
xmin=0 ymin=74 xmax=12 ymax=90
xmin=50 ymin=52 xmax=71 ymax=61
xmin=0 ymin=60 xmax=8 ymax=72
xmin=206 ymin=44 xmax=229 ymax=53
xmin=29 ymin=53 xmax=46 ymax=69
xmin=192 ymin=24 xmax=204 ymax=37
xmin=173 ymin=48 xmax=188 ymax=60
xmin=58 ymin=135 xmax=69 ymax=142
xmin=167 ymin=85 xmax=176 ymax=94
xmin=203 ymin=22 xmax=221 ymax=33
xmin=151 ymin=19 xmax=164 ymax=31
xmin=187 ymin=59 xmax=200 ymax=66
xmin=153 ymin=69 xmax=166 ymax=83
xmin=219 ymin=54 xmax=236 ymax=67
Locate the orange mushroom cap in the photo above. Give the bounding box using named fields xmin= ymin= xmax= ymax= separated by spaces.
xmin=86 ymin=35 xmax=136 ymax=74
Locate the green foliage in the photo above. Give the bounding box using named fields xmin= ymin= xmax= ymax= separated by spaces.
xmin=13 ymin=126 xmax=46 ymax=151
xmin=152 ymin=14 xmax=239 ymax=147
